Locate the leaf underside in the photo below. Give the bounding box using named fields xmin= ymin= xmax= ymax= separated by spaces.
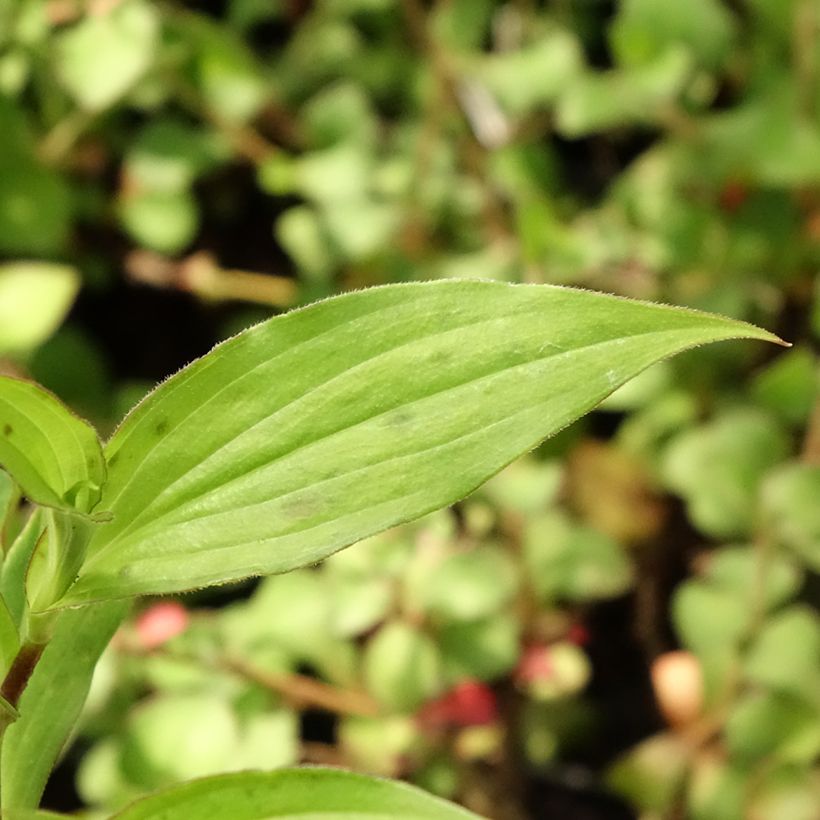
xmin=56 ymin=281 xmax=780 ymax=607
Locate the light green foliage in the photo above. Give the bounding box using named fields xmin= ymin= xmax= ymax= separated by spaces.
xmin=0 ymin=377 xmax=105 ymax=514
xmin=112 ymin=768 xmax=481 ymax=819
xmin=53 ymin=281 xmax=777 ymax=606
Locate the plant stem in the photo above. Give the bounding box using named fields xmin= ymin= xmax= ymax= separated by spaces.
xmin=0 ymin=641 xmax=45 ymax=712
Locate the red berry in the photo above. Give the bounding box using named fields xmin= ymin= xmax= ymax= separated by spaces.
xmin=418 ymin=680 xmax=498 ymax=728
xmin=135 ymin=601 xmax=189 ymax=649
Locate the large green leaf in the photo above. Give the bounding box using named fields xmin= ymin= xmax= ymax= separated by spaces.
xmin=58 ymin=281 xmax=780 ymax=606
xmin=112 ymin=768 xmax=482 ymax=819
xmin=0 ymin=377 xmax=105 ymax=514
xmin=0 ymin=601 xmax=128 ymax=812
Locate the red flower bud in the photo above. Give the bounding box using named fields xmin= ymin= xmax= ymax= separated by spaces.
xmin=135 ymin=601 xmax=189 ymax=649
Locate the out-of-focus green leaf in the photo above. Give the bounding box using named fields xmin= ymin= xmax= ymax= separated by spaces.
xmin=704 ymin=546 xmax=801 ymax=611
xmin=185 ymin=17 xmax=268 ymax=124
xmin=608 ymin=734 xmax=689 ymax=813
xmin=478 ymin=30 xmax=583 ymax=116
xmin=610 ymin=0 xmax=735 ymax=69
xmin=77 ymin=738 xmax=140 ymax=811
xmin=662 ymin=408 xmax=790 ymax=538
xmin=422 ymin=546 xmax=517 ymax=621
xmin=1 ymin=600 xmax=129 ymax=812
xmin=438 ymin=613 xmax=520 ymax=682
xmin=328 ymin=573 xmax=392 ymax=637
xmin=524 ymin=510 xmax=633 ymax=602
xmin=54 ymin=0 xmax=159 ymax=111
xmin=744 ymin=606 xmax=820 ymax=701
xmin=363 ymin=620 xmax=443 ymax=712
xmin=725 ymin=691 xmax=820 ymax=764
xmin=686 ymin=756 xmax=747 ymax=820
xmin=54 ymin=282 xmax=781 ymax=606
xmin=0 ymin=376 xmax=105 ymax=514
xmin=118 ymin=189 xmax=198 ymax=255
xmin=556 ymin=49 xmax=692 ymax=137
xmin=120 ymin=694 xmax=240 ymax=789
xmin=0 ymin=263 xmax=80 ymax=356
xmin=762 ymin=463 xmax=820 ymax=570
xmin=0 ymin=152 xmax=71 ymax=257
xmin=673 ymin=581 xmax=748 ymax=654
xmin=750 ymin=766 xmax=820 ymax=820
xmin=112 ymin=768 xmax=483 ymax=819
xmin=752 ymin=348 xmax=819 ymax=426
xmin=125 ymin=120 xmax=228 ymax=194
xmin=339 ymin=715 xmax=418 ymax=777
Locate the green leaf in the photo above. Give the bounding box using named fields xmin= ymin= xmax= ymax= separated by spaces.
xmin=0 ymin=600 xmax=129 ymax=811
xmin=120 ymin=694 xmax=242 ymax=789
xmin=422 ymin=545 xmax=517 ymax=621
xmin=0 ymin=509 xmax=46 ymax=627
xmin=0 ymin=262 xmax=80 ymax=356
xmin=0 ymin=377 xmax=106 ymax=514
xmin=524 ymin=510 xmax=633 ymax=602
xmin=662 ymin=408 xmax=790 ymax=538
xmin=725 ymin=691 xmax=820 ymax=764
xmin=57 ymin=281 xmax=781 ymax=606
xmin=762 ymin=462 xmax=820 ymax=570
xmin=54 ymin=0 xmax=159 ymax=111
xmin=0 ymin=595 xmax=19 ymax=678
xmin=118 ymin=189 xmax=199 ymax=255
xmin=744 ymin=606 xmax=820 ymax=701
xmin=438 ymin=613 xmax=520 ymax=682
xmin=112 ymin=767 xmax=483 ymax=819
xmin=364 ymin=621 xmax=443 ymax=712
xmin=610 ymin=0 xmax=735 ymax=69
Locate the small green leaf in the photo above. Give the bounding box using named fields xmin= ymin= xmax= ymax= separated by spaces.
xmin=0 ymin=377 xmax=106 ymax=514
xmin=364 ymin=621 xmax=443 ymax=712
xmin=762 ymin=462 xmax=820 ymax=570
xmin=744 ymin=606 xmax=820 ymax=701
xmin=662 ymin=408 xmax=790 ymax=538
xmin=58 ymin=281 xmax=781 ymax=606
xmin=1 ymin=601 xmax=129 ymax=811
xmin=524 ymin=510 xmax=633 ymax=602
xmin=112 ymin=767 xmax=483 ymax=819
xmin=54 ymin=0 xmax=159 ymax=111
xmin=422 ymin=546 xmax=518 ymax=621
xmin=0 ymin=262 xmax=80 ymax=356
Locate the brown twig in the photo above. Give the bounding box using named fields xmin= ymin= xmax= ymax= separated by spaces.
xmin=125 ymin=250 xmax=297 ymax=308
xmin=223 ymin=656 xmax=381 ymax=718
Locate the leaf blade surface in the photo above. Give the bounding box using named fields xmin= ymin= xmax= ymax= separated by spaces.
xmin=59 ymin=281 xmax=780 ymax=605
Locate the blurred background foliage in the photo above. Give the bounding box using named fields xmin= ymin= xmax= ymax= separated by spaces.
xmin=0 ymin=0 xmax=819 ymax=818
